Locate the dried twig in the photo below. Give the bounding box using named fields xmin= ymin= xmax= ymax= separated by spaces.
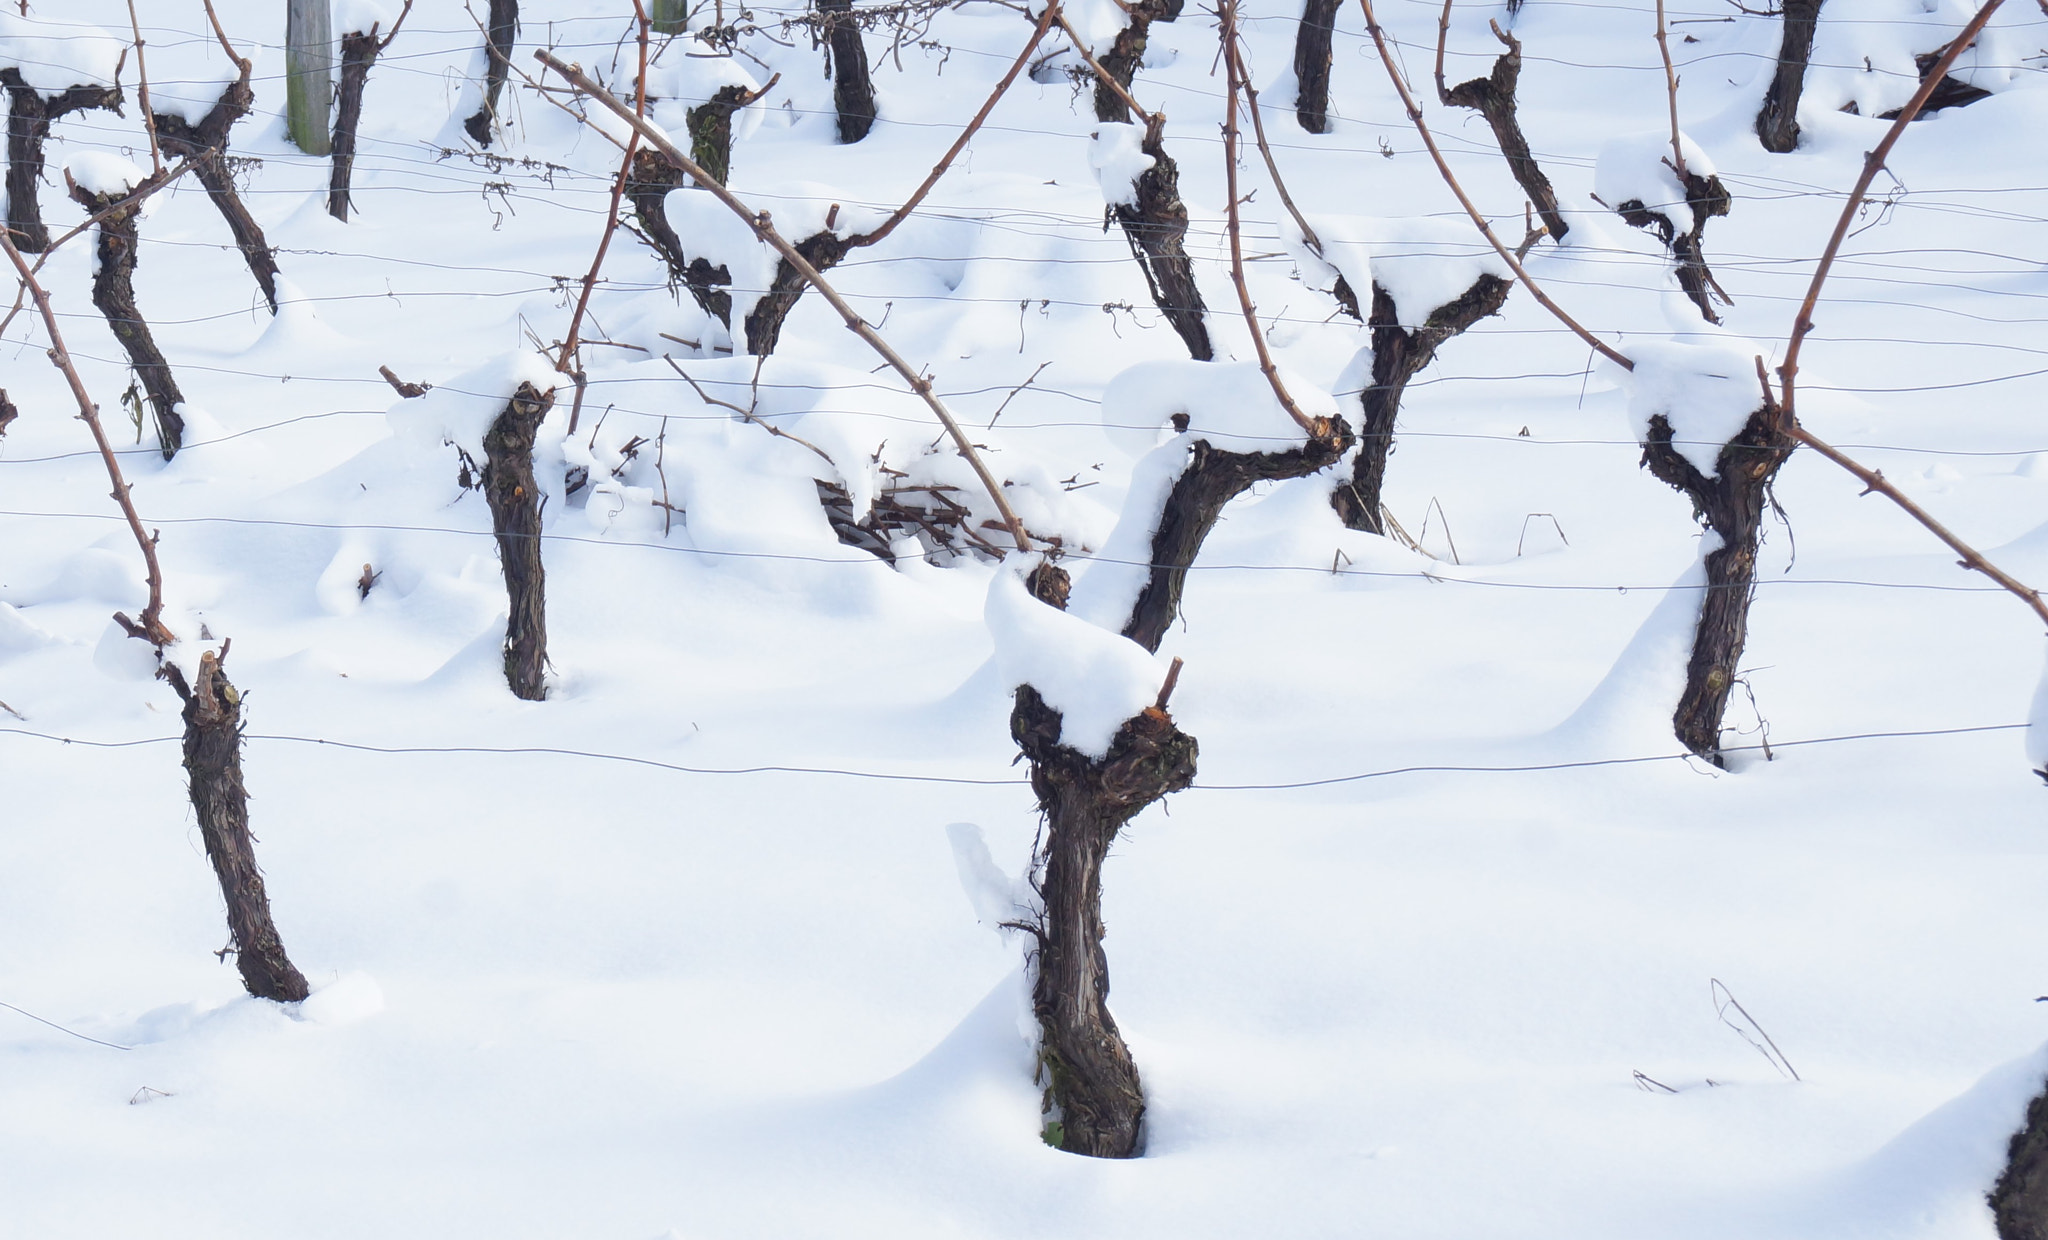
xmin=538 ymin=49 xmax=1035 ymax=553
xmin=0 ymin=228 xmax=173 ymax=646
xmin=1711 ymin=978 xmax=1800 ymax=1081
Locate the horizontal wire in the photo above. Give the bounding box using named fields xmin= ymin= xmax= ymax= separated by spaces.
xmin=0 ymin=722 xmax=2026 ymax=793
xmin=0 ymin=508 xmax=2014 ymax=595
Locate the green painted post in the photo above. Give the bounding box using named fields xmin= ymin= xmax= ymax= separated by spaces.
xmin=286 ymin=0 xmax=334 ymax=155
xmin=651 ymin=0 xmax=689 ymax=34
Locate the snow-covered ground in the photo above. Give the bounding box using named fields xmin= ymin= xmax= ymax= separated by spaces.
xmin=3 ymin=0 xmax=2048 ymax=1234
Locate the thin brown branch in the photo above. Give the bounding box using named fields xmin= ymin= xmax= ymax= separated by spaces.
xmin=1433 ymin=0 xmax=1453 ymax=104
xmin=852 ymin=1 xmax=1058 ymax=250
xmin=199 ymin=0 xmax=249 ymax=70
xmin=541 ymin=49 xmax=1034 ymax=553
xmin=1220 ymin=0 xmax=1315 ymax=433
xmin=1777 ymin=0 xmax=2004 ymax=422
xmin=1053 ymin=9 xmax=1160 ymax=125
xmin=124 ymin=0 xmax=162 ymax=176
xmin=1356 ymin=0 xmax=1632 ymax=370
xmin=1229 ymin=36 xmax=1321 ymax=255
xmin=557 ymin=3 xmax=653 ymax=432
xmin=0 ymin=227 xmax=173 ymax=646
xmin=1655 ymin=0 xmax=1687 ymax=181
xmin=377 ymin=0 xmax=417 ymax=50
xmin=1786 ymin=421 xmax=2048 ymax=627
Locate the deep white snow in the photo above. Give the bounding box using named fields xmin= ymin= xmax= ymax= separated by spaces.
xmin=3 ymin=0 xmax=2048 ymax=1237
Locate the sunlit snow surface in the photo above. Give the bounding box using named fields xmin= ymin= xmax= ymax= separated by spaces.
xmin=3 ymin=1 xmax=2048 ymax=1237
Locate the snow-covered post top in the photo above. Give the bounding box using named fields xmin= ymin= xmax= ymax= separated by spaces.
xmin=0 ymin=14 xmax=124 ymax=95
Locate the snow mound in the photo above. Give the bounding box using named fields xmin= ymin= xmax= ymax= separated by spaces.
xmin=333 ymin=0 xmax=394 ymax=37
xmin=984 ymin=560 xmax=1166 ymax=759
xmin=0 ymin=13 xmax=123 ymax=97
xmin=1069 ymin=439 xmax=1193 ymax=633
xmin=1088 ymin=123 xmax=1154 ymax=209
xmin=1618 ymin=339 xmax=1768 ymax=477
xmin=1100 ymin=359 xmax=1334 ymax=457
xmin=387 ymin=352 xmax=563 ymax=458
xmin=1289 ymin=214 xmax=1510 ymax=327
xmin=1806 ymin=0 xmax=2019 ymax=119
xmin=2028 ymin=638 xmax=2048 ymax=781
xmin=65 ymin=151 xmax=145 ymax=198
xmin=1595 ymin=131 xmax=1717 ymax=234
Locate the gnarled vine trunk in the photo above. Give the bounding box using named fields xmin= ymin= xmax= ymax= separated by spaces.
xmin=153 ymin=69 xmax=281 ymax=314
xmin=1112 ymin=117 xmax=1210 ymax=362
xmin=163 ymin=651 xmax=311 ymax=1003
xmin=1292 ymin=0 xmax=1343 ymax=133
xmin=745 ymin=229 xmax=850 ymax=356
xmin=71 ymin=178 xmax=185 ymax=459
xmin=1756 ymin=0 xmax=1822 ymax=153
xmin=464 ymin=0 xmax=519 ymax=147
xmin=328 ymin=28 xmax=384 ymax=221
xmin=1640 ymin=405 xmax=1795 ymax=764
xmin=1330 ymin=275 xmax=1511 ymax=534
xmin=1612 ymin=167 xmax=1732 ymax=324
xmin=817 ymin=0 xmax=876 ymax=143
xmin=1017 ymin=419 xmax=1350 ymax=1157
xmin=2 ymin=70 xmax=122 ymax=252
xmin=1093 ymin=0 xmax=1183 ymax=124
xmin=1441 ymin=27 xmax=1568 ymax=245
xmin=482 ymin=381 xmax=555 ymax=700
xmin=1994 ymin=1084 xmax=2048 ymax=1240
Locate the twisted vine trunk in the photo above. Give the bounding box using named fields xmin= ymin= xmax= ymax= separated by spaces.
xmin=1994 ymin=1086 xmax=2048 ymax=1240
xmin=1640 ymin=407 xmax=1794 ymax=764
xmin=1018 ymin=420 xmax=1350 ymax=1157
xmin=1756 ymin=0 xmax=1822 ymax=153
xmin=164 ymin=651 xmax=310 ymax=1003
xmin=2 ymin=71 xmax=122 ymax=252
xmin=1613 ymin=168 xmax=1732 ymax=324
xmin=71 ymin=179 xmax=185 ymax=459
xmin=1292 ymin=0 xmax=1343 ymax=133
xmin=1442 ymin=29 xmax=1568 ymax=244
xmin=818 ymin=0 xmax=876 ymax=143
xmin=464 ymin=0 xmax=519 ymax=147
xmin=328 ymin=28 xmax=384 ymax=221
xmin=1093 ymin=0 xmax=1183 ymax=124
xmin=626 ymin=149 xmax=737 ymax=326
xmin=482 ymin=382 xmax=555 ymax=700
xmin=1113 ymin=118 xmax=1211 ymax=362
xmin=154 ymin=70 xmax=281 ymax=314
xmin=745 ymin=230 xmax=850 ymax=356
xmin=1330 ymin=275 xmax=1511 ymax=534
